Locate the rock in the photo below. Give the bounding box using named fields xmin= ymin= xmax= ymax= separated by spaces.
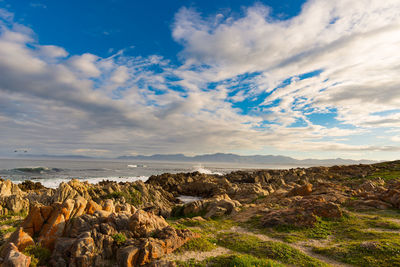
xmin=69 ymin=232 xmax=96 ymax=267
xmin=1 ymin=243 xmax=31 ymax=267
xmin=117 ymin=246 xmax=140 ymax=267
xmin=0 ymin=228 xmax=34 ymax=258
xmin=37 ymin=197 xmax=87 ymax=250
xmin=52 ymin=179 xmax=91 ymax=203
xmin=49 ymin=238 xmax=76 ymax=267
xmin=129 ymin=210 xmax=169 ymax=238
xmin=0 ymin=180 xmax=28 ymax=215
xmin=287 ymin=183 xmax=313 ymax=197
xmin=102 ymin=199 xmax=115 ymax=213
xmin=18 ymin=180 xmax=45 ymax=192
xmin=85 ymin=200 xmax=102 ymax=215
xmin=22 ymin=203 xmax=53 ymax=236
xmin=262 ymin=198 xmax=342 ymax=227
xmin=178 ymin=194 xmax=241 ymax=218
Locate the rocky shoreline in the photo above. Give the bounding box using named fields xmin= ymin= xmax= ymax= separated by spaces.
xmin=1 ymin=160 xmax=400 ymax=266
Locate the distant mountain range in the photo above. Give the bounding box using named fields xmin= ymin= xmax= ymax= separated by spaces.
xmin=117 ymin=153 xmax=377 ymax=165
xmin=12 ymin=152 xmax=377 ymax=165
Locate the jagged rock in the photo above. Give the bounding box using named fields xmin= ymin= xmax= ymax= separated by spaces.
xmin=85 ymin=200 xmax=102 ymax=215
xmin=38 ymin=197 xmax=87 ymax=250
xmin=69 ymin=232 xmax=96 ymax=267
xmin=0 ymin=228 xmax=34 ymax=259
xmin=102 ymin=199 xmax=115 ymax=213
xmin=129 ymin=210 xmax=169 ymax=238
xmin=178 ymin=194 xmax=241 ymax=218
xmin=0 ymin=180 xmax=28 ymax=215
xmin=22 ymin=203 xmax=53 ymax=236
xmin=18 ymin=180 xmax=45 ymax=192
xmin=1 ymin=243 xmax=31 ymax=267
xmin=117 ymin=246 xmax=140 ymax=267
xmin=262 ymin=198 xmax=342 ymax=227
xmin=52 ymin=179 xmax=91 ymax=203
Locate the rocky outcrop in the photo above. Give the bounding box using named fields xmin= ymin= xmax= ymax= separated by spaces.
xmin=175 ymin=194 xmax=241 ymax=218
xmin=262 ymin=198 xmax=343 ymax=227
xmin=0 ymin=182 xmax=198 ymax=267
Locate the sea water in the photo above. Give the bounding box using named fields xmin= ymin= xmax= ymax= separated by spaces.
xmin=0 ymin=158 xmax=301 ymax=188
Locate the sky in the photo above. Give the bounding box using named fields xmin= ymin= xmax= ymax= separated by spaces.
xmin=0 ymin=0 xmax=400 ymax=160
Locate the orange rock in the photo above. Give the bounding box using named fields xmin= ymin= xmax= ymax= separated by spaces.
xmin=85 ymin=200 xmax=102 ymax=215
xmin=102 ymin=199 xmax=115 ymax=213
xmin=38 ymin=203 xmax=66 ymax=250
xmin=0 ymin=228 xmax=34 ymax=259
xmin=117 ymin=246 xmax=140 ymax=267
xmin=287 ymin=183 xmax=313 ymax=197
xmin=22 ymin=204 xmax=53 ymax=237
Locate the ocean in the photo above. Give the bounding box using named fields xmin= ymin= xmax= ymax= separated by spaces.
xmin=0 ymin=158 xmax=303 ymax=188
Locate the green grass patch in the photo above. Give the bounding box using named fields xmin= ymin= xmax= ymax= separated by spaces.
xmin=176 ymin=254 xmax=285 ymax=267
xmin=112 ymin=233 xmax=127 ymax=246
xmin=313 ymin=239 xmax=400 ymax=266
xmin=246 ymin=212 xmax=400 ymax=243
xmin=176 ymin=236 xmax=217 ymax=253
xmin=0 ymin=226 xmax=16 ymax=236
xmin=103 ymin=189 xmax=142 ymax=206
xmin=216 ymin=232 xmax=328 ymax=266
xmin=23 ymin=245 xmax=51 ymax=267
xmin=208 ymin=254 xmax=285 ymax=267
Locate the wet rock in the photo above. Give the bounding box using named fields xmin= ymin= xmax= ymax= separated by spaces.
xmin=18 ymin=180 xmax=45 ymax=192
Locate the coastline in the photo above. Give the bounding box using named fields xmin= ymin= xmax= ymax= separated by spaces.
xmin=0 ymin=160 xmax=400 ymax=266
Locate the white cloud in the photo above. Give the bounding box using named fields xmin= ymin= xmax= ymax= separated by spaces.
xmin=68 ymin=53 xmax=101 ymax=77
xmin=0 ymin=2 xmax=399 ymax=159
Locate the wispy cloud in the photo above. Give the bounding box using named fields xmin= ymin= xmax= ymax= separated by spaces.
xmin=0 ymin=0 xmax=399 ymax=159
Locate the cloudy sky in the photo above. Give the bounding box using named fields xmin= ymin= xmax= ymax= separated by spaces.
xmin=0 ymin=0 xmax=400 ymax=160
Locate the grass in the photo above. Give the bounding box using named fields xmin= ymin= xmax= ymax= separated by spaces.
xmin=176 ymin=254 xmax=285 ymax=267
xmin=176 ymin=236 xmax=217 ymax=253
xmin=103 ymin=189 xmax=142 ymax=206
xmin=313 ymin=239 xmax=400 ymax=266
xmin=245 ymin=212 xmax=400 ymax=243
xmin=0 ymin=211 xmax=27 ymax=228
xmin=23 ymin=245 xmax=51 ymax=267
xmin=208 ymin=254 xmax=285 ymax=267
xmin=0 ymin=226 xmax=16 ymax=236
xmin=365 ymin=170 xmax=400 ymax=181
xmin=112 ymin=233 xmax=127 ymax=246
xmin=216 ymin=232 xmax=328 ymax=267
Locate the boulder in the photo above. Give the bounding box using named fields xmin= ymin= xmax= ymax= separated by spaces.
xmin=0 ymin=228 xmax=34 ymax=258
xmin=128 ymin=210 xmax=169 ymax=238
xmin=22 ymin=203 xmax=53 ymax=236
xmin=287 ymin=183 xmax=313 ymax=197
xmin=1 ymin=243 xmax=31 ymax=267
xmin=69 ymin=232 xmax=96 ymax=267
xmin=0 ymin=180 xmax=28 ymax=215
xmin=85 ymin=200 xmax=102 ymax=215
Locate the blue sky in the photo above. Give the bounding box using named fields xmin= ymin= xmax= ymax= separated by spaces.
xmin=0 ymin=0 xmax=400 ymax=160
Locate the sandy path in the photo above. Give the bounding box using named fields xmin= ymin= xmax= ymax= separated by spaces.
xmin=165 ymin=247 xmax=232 ymax=262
